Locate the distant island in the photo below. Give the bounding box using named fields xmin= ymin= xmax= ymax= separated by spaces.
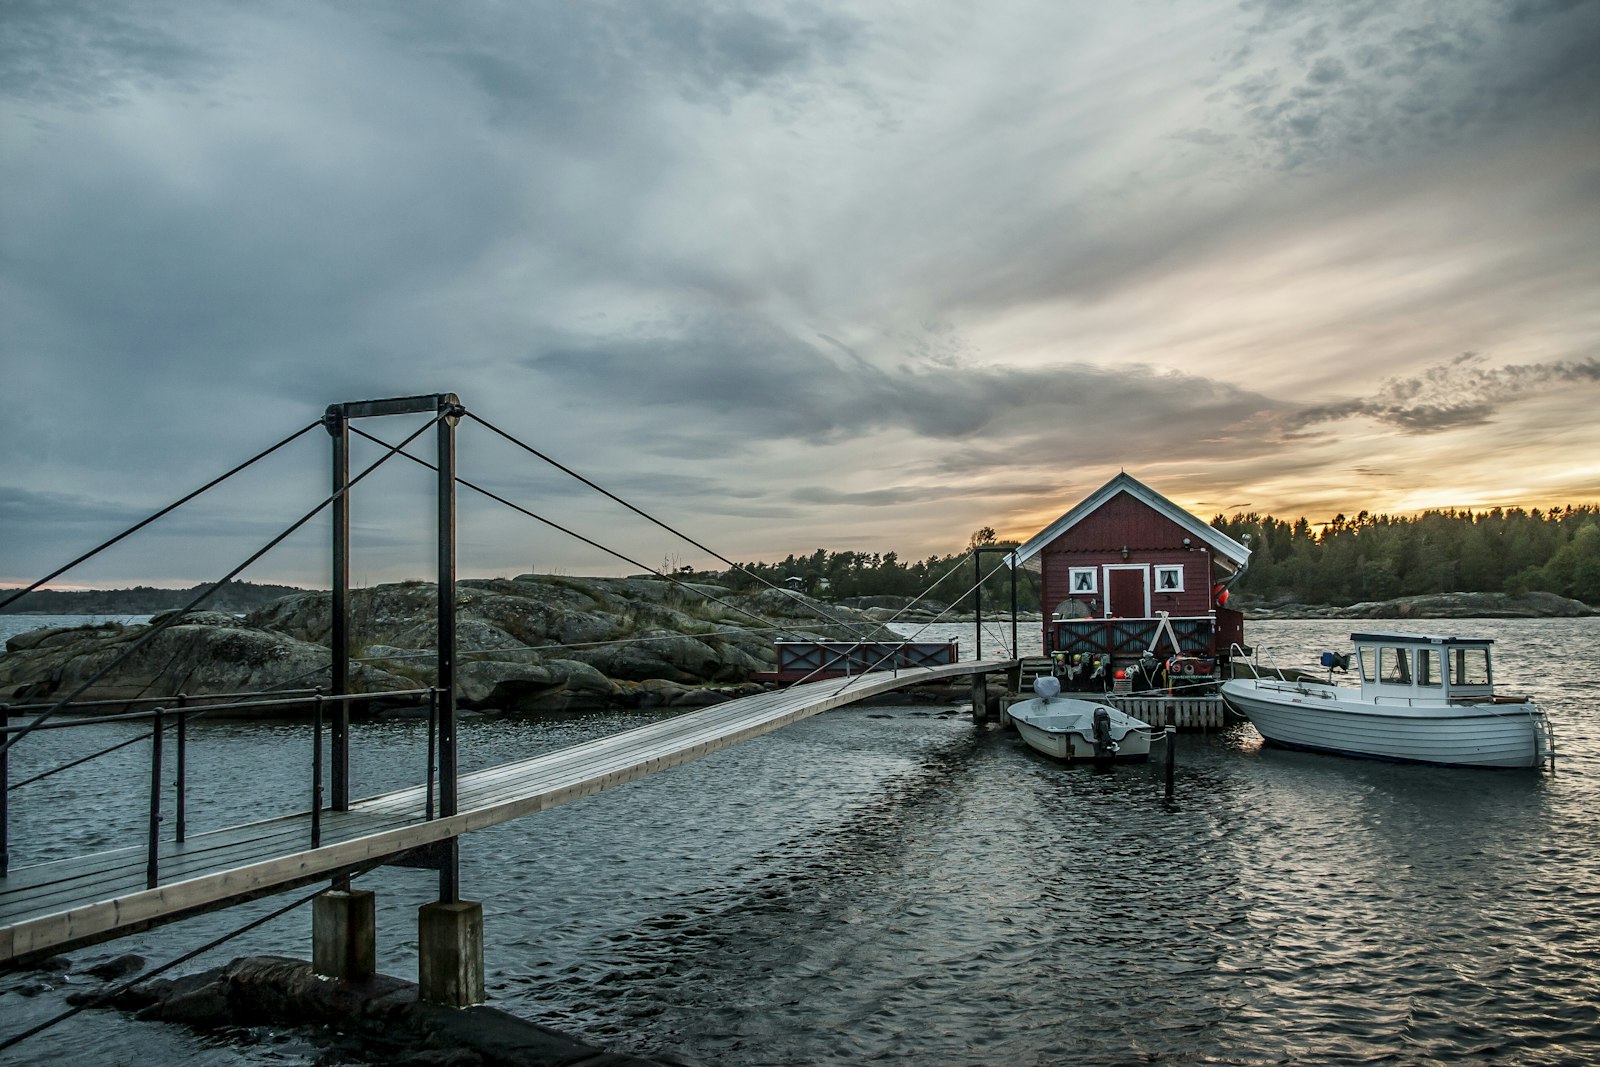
xmin=1 ymin=579 xmax=309 ymax=615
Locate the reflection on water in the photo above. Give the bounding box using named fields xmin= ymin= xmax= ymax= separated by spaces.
xmin=1 ymin=619 xmax=1598 ymax=1065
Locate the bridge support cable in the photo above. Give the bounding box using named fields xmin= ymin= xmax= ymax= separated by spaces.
xmin=821 ymin=553 xmax=1013 ymax=700
xmin=0 ymin=419 xmax=324 ymax=614
xmin=463 ymin=411 xmax=888 ymax=645
xmin=1 ymin=412 xmax=448 ymax=758
xmin=345 ymin=424 xmax=818 ymax=646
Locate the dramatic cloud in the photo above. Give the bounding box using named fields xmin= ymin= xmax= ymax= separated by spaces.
xmin=2 ymin=0 xmax=1597 ymax=585
xmin=1298 ymin=354 xmax=1600 ymax=433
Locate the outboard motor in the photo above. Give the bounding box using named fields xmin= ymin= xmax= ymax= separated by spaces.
xmin=1320 ymin=651 xmax=1351 ymax=681
xmin=1092 ymin=706 xmax=1120 ymax=769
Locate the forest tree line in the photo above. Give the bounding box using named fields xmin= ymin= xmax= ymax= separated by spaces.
xmin=721 ymin=505 xmax=1600 ymax=609
xmin=9 ymin=506 xmax=1596 ymax=615
xmin=1208 ymin=504 xmax=1600 ymax=606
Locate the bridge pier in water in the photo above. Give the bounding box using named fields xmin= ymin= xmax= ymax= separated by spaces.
xmin=310 ymin=885 xmax=484 ymax=1006
xmin=419 ymin=899 xmax=485 ymax=1007
xmin=312 ymin=888 xmax=375 ymax=981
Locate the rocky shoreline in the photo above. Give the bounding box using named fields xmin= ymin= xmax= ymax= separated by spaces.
xmin=0 ymin=575 xmax=962 ymax=715
xmin=1238 ymin=590 xmax=1595 ymax=620
xmin=67 ymin=954 xmax=681 ymax=1066
xmin=3 ymin=579 xmax=1590 ymax=715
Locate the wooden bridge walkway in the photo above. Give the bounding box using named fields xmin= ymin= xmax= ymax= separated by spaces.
xmin=0 ymin=658 xmax=1016 ymax=966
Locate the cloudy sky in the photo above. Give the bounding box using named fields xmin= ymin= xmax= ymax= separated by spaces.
xmin=3 ymin=0 xmax=1598 ymax=589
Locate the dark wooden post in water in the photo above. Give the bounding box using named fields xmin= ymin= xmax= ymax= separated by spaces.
xmin=1164 ymin=726 xmax=1177 ymax=803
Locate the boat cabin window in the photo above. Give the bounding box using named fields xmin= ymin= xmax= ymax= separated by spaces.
xmin=1417 ymin=648 xmax=1441 ymax=687
xmin=1450 ymin=646 xmax=1491 ymax=686
xmin=1380 ymin=646 xmax=1411 ymax=685
xmin=1357 ymin=647 xmax=1376 ymax=682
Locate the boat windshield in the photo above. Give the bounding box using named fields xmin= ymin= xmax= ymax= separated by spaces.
xmin=1418 ymin=648 xmax=1441 ymax=687
xmin=1358 ymin=647 xmax=1376 ymax=682
xmin=1380 ymin=646 xmax=1412 ymax=685
xmin=1451 ymin=646 xmax=1491 ymax=686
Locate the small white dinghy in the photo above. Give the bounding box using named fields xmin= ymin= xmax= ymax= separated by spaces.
xmin=1007 ymin=676 xmax=1155 ymax=766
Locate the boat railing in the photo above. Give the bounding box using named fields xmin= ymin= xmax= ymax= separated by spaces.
xmin=1230 ymin=642 xmax=1305 ymax=682
xmin=1227 ymin=642 xmax=1261 ymax=679
xmin=1230 ymin=642 xmax=1339 ymax=687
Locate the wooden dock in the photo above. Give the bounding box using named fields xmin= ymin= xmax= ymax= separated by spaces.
xmin=0 ymin=657 xmax=1016 ymax=966
xmin=1104 ymin=694 xmax=1227 ymax=729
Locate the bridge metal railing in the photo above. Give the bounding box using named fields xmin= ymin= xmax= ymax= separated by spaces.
xmin=1 ymin=687 xmax=438 ymax=886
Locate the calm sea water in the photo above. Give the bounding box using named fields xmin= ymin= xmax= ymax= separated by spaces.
xmin=2 ymin=615 xmax=1597 ymax=1065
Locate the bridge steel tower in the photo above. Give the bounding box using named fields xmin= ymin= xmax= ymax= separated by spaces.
xmin=320 ymin=392 xmax=480 ymax=1006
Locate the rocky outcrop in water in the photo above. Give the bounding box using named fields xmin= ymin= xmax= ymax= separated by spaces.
xmin=0 ymin=575 xmax=899 ymax=715
xmin=93 ymin=955 xmax=673 ymax=1066
xmin=1243 ymin=590 xmax=1594 ymax=620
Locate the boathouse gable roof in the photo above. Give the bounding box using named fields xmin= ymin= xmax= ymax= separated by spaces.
xmin=1006 ymin=473 xmax=1251 ymax=572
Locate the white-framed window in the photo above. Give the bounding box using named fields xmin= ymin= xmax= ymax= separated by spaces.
xmin=1154 ymin=565 xmax=1184 ymax=592
xmin=1069 ymin=567 xmax=1098 ymax=594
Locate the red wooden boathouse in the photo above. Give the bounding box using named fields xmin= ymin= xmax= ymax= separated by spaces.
xmin=1007 ymin=473 xmax=1250 ymax=666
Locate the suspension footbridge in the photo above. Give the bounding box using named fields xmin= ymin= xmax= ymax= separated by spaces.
xmin=0 ymin=657 xmax=1013 ymax=969
xmin=2 ymin=393 xmax=1022 ymax=1025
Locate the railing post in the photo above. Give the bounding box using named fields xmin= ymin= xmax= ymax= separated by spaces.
xmin=426 ymin=687 xmax=438 ymax=820
xmin=312 ymin=690 xmax=324 ymax=848
xmin=174 ymin=693 xmax=188 ymax=843
xmin=1 ymin=703 xmax=9 ymax=877
xmin=147 ymin=707 xmax=164 ymax=888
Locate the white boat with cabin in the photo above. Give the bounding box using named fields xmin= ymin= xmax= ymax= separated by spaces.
xmin=1007 ymin=676 xmax=1155 ymax=764
xmin=1220 ymin=632 xmax=1555 ymax=769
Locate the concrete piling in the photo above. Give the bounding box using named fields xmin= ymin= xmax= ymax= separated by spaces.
xmin=418 ymin=899 xmax=485 ymax=1007
xmin=312 ymin=888 xmax=376 ymax=981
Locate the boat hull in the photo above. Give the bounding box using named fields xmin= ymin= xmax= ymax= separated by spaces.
xmin=1008 ymin=697 xmax=1153 ymax=763
xmin=1220 ymin=679 xmax=1546 ymax=769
